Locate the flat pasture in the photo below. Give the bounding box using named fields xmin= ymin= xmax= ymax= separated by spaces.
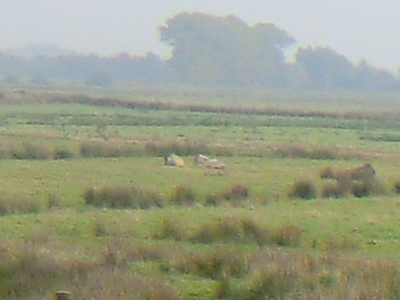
xmin=1 ymin=87 xmax=400 ymax=299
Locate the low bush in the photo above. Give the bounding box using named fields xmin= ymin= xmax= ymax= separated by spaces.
xmin=204 ymin=184 xmax=250 ymax=207
xmin=394 ymin=181 xmax=400 ymax=194
xmin=222 ymin=184 xmax=250 ymax=201
xmin=321 ymin=164 xmax=387 ymax=198
xmin=152 ymin=218 xmax=185 ymax=241
xmin=84 ymin=186 xmax=163 ymax=209
xmin=352 ymin=179 xmax=387 ymax=198
xmin=321 ymin=184 xmax=342 ymax=198
xmin=191 ymin=218 xmax=244 ymax=244
xmin=0 ymin=141 xmax=75 ymax=161
xmin=144 ymin=139 xmax=234 ymax=157
xmin=184 ymin=248 xmax=248 ymax=280
xmin=273 ymin=144 xmax=339 ymax=160
xmin=271 ymin=225 xmax=303 ymax=247
xmin=0 ymin=197 xmax=41 ymax=215
xmin=289 ymin=180 xmax=316 ymax=200
xmin=240 ymin=269 xmax=295 ymax=300
xmin=46 ymin=193 xmax=61 ymax=210
xmin=13 ymin=142 xmax=51 ymax=160
xmin=53 ymin=148 xmax=74 ymax=159
xmin=319 ymin=166 xmax=336 ymax=179
xmin=191 ymin=217 xmax=270 ymax=245
xmin=70 ymin=268 xmax=182 ymax=300
xmin=319 ymin=235 xmax=360 ymax=251
xmin=169 ymin=185 xmax=198 ymax=206
xmin=204 ymin=193 xmax=222 ymax=206
xmin=0 ymin=245 xmax=95 ymax=298
xmin=145 ymin=140 xmax=209 ymax=157
xmin=80 ymin=141 xmax=142 ymax=158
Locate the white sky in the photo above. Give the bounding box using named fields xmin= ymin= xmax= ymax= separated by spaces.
xmin=0 ymin=0 xmax=399 ymax=73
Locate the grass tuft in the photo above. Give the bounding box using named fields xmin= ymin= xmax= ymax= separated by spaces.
xmin=169 ymin=185 xmax=198 ymax=206
xmin=290 ymin=180 xmax=316 ymax=200
xmin=84 ymin=186 xmax=163 ymax=209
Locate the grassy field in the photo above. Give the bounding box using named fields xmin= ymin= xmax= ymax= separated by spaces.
xmin=1 ymin=85 xmax=400 ymax=299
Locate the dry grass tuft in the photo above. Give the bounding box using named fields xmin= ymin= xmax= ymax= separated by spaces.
xmin=169 ymin=185 xmax=198 ymax=206
xmin=289 ymin=180 xmax=317 ymax=200
xmin=84 ymin=186 xmax=163 ymax=209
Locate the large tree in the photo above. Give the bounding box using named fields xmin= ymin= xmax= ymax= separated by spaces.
xmin=160 ymin=13 xmax=295 ymax=87
xmin=295 ymin=47 xmax=357 ymax=90
xmin=295 ymin=47 xmax=400 ymax=91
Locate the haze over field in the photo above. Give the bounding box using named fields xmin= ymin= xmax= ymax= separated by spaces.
xmin=0 ymin=0 xmax=399 ymax=73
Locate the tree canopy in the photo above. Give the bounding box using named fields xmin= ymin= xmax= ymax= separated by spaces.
xmin=0 ymin=13 xmax=398 ymax=92
xmin=160 ymin=13 xmax=294 ymax=87
xmin=160 ymin=12 xmax=400 ymax=91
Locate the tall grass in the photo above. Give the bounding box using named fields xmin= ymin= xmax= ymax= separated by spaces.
xmin=154 ymin=216 xmax=302 ymax=247
xmin=0 ymin=196 xmax=41 ymax=215
xmin=289 ymin=180 xmax=317 ymax=200
xmin=169 ymin=185 xmax=198 ymax=206
xmin=84 ymin=186 xmax=163 ymax=209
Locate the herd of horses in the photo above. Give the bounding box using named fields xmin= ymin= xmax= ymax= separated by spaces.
xmin=164 ymin=153 xmax=226 ymax=170
xmin=164 ymin=154 xmax=376 ymax=180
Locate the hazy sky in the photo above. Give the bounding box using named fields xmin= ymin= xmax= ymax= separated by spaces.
xmin=1 ymin=0 xmax=399 ymax=73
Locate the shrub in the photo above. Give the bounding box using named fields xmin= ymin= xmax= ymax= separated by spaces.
xmin=93 ymin=219 xmax=109 ymax=237
xmin=145 ymin=140 xmax=210 ymax=157
xmin=152 ymin=218 xmax=184 ymax=241
xmin=241 ymin=218 xmax=270 ymax=246
xmin=169 ymin=185 xmax=198 ymax=206
xmin=46 ymin=193 xmax=61 ymax=210
xmin=191 ymin=218 xmax=244 ymax=244
xmin=320 ymin=235 xmax=359 ymax=251
xmin=289 ymin=180 xmax=316 ymax=200
xmin=69 ymin=269 xmax=182 ymax=300
xmin=191 ymin=217 xmax=270 ymax=245
xmin=191 ymin=249 xmax=247 ymax=280
xmin=394 ymin=181 xmax=400 ymax=194
xmin=214 ymin=273 xmax=231 ymax=299
xmin=243 ymin=269 xmax=295 ymax=300
xmin=53 ymin=148 xmax=74 ymax=159
xmin=0 ymin=197 xmax=41 ymax=215
xmin=321 ymin=184 xmax=342 ymax=198
xmin=352 ymin=182 xmax=371 ymax=198
xmin=351 ymin=179 xmax=387 ymax=198
xmin=271 ymin=224 xmax=303 ymax=247
xmin=84 ymin=187 xmax=95 ymax=206
xmin=222 ymin=184 xmax=250 ymax=201
xmin=84 ymin=186 xmax=163 ymax=209
xmin=13 ymin=142 xmax=51 ymax=160
xmin=319 ymin=166 xmax=336 ymax=179
xmin=80 ymin=141 xmax=141 ymax=158
xmin=273 ymin=144 xmax=339 ymax=160
xmin=0 ymin=246 xmax=94 ymax=298
xmin=204 ymin=193 xmax=222 ymax=206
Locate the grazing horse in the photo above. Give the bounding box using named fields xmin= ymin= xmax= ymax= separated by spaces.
xmin=336 ymin=163 xmax=376 ymax=182
xmin=164 ymin=154 xmax=185 ymax=167
xmin=194 ymin=154 xmax=226 ymax=170
xmin=349 ymin=163 xmax=375 ymax=181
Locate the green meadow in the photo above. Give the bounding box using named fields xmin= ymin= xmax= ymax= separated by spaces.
xmin=1 ymin=86 xmax=400 ymax=299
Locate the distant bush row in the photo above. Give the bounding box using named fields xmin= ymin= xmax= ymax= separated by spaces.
xmin=0 ymin=193 xmax=60 ymax=216
xmin=153 ymin=216 xmax=302 ymax=248
xmin=290 ymin=164 xmax=393 ymax=199
xmin=0 ymin=139 xmax=369 ymax=160
xmin=83 ymin=184 xmax=251 ymax=210
xmin=0 ymin=140 xmax=224 ymax=160
xmin=17 ymin=93 xmax=399 ymax=122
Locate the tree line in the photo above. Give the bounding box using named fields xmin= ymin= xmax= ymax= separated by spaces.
xmin=1 ymin=12 xmax=399 ymax=92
